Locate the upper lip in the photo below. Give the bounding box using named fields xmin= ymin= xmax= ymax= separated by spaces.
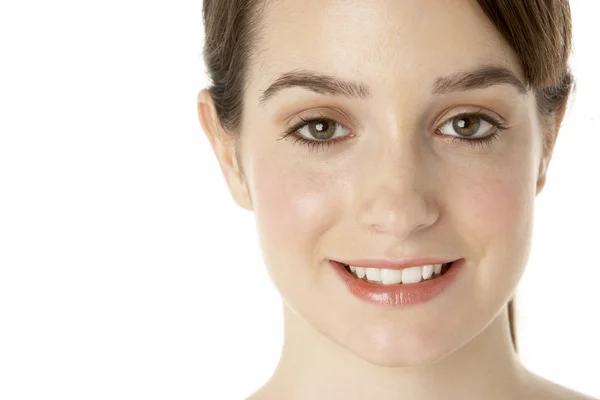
xmin=333 ymin=257 xmax=458 ymax=270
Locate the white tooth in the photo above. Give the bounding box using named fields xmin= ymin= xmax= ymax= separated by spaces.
xmin=366 ymin=267 xmax=381 ymax=282
xmin=422 ymin=264 xmax=434 ymax=280
xmin=433 ymin=263 xmax=442 ymax=274
xmin=355 ymin=267 xmax=366 ymax=278
xmin=402 ymin=266 xmax=423 ymax=284
xmin=349 ymin=265 xmax=357 ymax=273
xmin=380 ymin=268 xmax=403 ymax=285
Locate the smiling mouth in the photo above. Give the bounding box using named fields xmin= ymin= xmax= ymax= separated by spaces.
xmin=342 ymin=261 xmax=454 ymax=285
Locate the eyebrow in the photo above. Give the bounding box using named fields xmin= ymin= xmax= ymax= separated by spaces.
xmin=432 ymin=65 xmax=527 ymax=95
xmin=258 ymin=65 xmax=527 ymax=105
xmin=258 ymin=70 xmax=370 ymax=105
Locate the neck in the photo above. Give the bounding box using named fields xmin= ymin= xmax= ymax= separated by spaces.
xmin=257 ymin=305 xmax=527 ymax=400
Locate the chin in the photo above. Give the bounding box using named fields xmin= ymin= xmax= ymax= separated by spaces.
xmin=339 ymin=326 xmax=459 ymax=368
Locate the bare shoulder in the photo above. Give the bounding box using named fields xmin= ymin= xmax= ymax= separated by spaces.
xmin=523 ymin=370 xmax=598 ymax=400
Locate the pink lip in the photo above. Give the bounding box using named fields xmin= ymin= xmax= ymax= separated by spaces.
xmin=330 ymin=258 xmax=464 ymax=306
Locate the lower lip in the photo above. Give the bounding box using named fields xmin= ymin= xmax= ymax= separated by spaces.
xmin=330 ymin=259 xmax=464 ymax=306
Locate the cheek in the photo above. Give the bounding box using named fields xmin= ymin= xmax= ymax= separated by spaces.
xmin=465 ymin=170 xmax=534 ymax=243
xmin=250 ymin=158 xmax=341 ymax=263
xmin=455 ymin=156 xmax=537 ymax=303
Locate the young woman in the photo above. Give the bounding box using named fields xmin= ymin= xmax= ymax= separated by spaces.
xmin=197 ymin=0 xmax=595 ymax=398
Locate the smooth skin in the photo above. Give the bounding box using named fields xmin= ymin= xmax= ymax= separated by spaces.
xmin=198 ymin=0 xmax=593 ymax=399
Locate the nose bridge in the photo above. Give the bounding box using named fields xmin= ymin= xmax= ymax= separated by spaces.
xmin=356 ymin=134 xmax=439 ymax=239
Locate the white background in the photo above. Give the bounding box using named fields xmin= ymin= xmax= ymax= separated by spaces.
xmin=0 ymin=1 xmax=598 ymax=399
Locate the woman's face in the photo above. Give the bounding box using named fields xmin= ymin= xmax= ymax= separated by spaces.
xmin=217 ymin=0 xmax=549 ymax=366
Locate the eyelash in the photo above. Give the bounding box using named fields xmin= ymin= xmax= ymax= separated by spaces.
xmin=278 ymin=111 xmax=509 ymax=153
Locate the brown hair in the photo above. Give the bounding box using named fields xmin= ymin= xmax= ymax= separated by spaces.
xmin=202 ymin=0 xmax=575 ymax=353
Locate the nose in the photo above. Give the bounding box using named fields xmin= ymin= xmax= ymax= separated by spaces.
xmin=356 ymin=140 xmax=439 ymax=240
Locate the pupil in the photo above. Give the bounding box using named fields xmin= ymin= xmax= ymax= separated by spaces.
xmin=309 ymin=119 xmax=335 ymax=139
xmin=458 ymin=119 xmax=468 ymax=128
xmin=453 ymin=116 xmax=479 ymax=136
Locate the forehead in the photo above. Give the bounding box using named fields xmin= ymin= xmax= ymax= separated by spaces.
xmin=250 ymin=0 xmax=524 ymax=99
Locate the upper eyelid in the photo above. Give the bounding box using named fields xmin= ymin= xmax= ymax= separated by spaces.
xmin=433 ymin=107 xmax=508 ymax=129
xmin=286 ymin=104 xmax=510 ymax=135
xmin=286 ymin=107 xmax=360 ymax=128
xmin=291 ymin=110 xmax=505 ymax=134
xmin=440 ymin=112 xmax=501 ymax=128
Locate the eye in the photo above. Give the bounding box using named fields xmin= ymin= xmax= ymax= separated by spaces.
xmin=277 ymin=115 xmax=353 ymax=153
xmin=295 ymin=118 xmax=350 ymax=142
xmin=438 ymin=113 xmax=497 ymax=139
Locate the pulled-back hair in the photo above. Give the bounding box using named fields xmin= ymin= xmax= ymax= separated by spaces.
xmin=201 ymin=0 xmax=575 ymax=352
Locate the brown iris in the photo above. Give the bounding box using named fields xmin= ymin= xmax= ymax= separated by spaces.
xmin=452 ymin=116 xmax=480 ymax=137
xmin=308 ymin=119 xmax=336 ymax=140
